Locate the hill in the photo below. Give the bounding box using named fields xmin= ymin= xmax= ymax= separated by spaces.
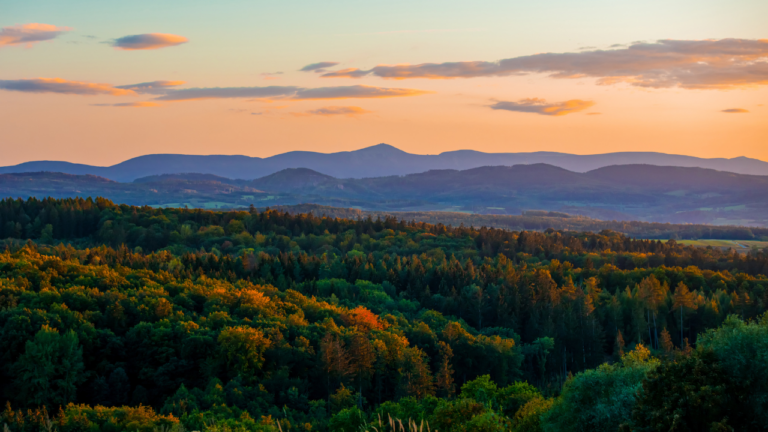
xmin=2 ymin=143 xmax=767 ymax=181
xmin=3 ymin=164 xmax=768 ymax=226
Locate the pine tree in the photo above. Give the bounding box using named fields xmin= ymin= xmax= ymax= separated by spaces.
xmin=672 ymin=282 xmax=698 ymax=346
xmin=660 ymin=328 xmax=674 ymax=356
xmin=348 ymin=332 xmax=375 ymax=408
xmin=435 ymin=341 xmax=455 ymax=397
xmin=614 ymin=330 xmax=626 ymax=358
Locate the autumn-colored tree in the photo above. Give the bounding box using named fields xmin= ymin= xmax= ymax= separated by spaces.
xmin=341 ymin=306 xmax=386 ymax=332
xmin=614 ymin=330 xmax=626 ymax=358
xmin=321 ymin=333 xmax=353 ymax=406
xmin=435 ymin=341 xmax=455 ymax=397
xmin=672 ymin=282 xmax=698 ymax=345
xmin=217 ymin=326 xmax=271 ymax=378
xmin=398 ymin=347 xmax=435 ymax=399
xmin=349 ymin=332 xmax=375 ymax=408
xmin=659 ymin=328 xmax=674 ymax=356
xmin=638 ymin=276 xmax=666 ymax=349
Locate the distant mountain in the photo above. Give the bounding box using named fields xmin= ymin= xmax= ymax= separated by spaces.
xmin=133 ymin=173 xmax=247 ymax=186
xmin=2 ymin=144 xmax=767 ymax=182
xmin=251 ymin=168 xmax=336 ymax=193
xmin=3 ymin=164 xmax=768 ymax=226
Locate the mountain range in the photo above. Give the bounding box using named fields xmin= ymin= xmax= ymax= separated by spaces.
xmin=2 ymin=144 xmax=768 ymax=181
xmin=3 ymin=163 xmax=768 ymax=226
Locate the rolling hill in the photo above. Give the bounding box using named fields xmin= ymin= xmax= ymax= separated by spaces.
xmin=2 ymin=143 xmax=768 ymax=181
xmin=3 ymin=164 xmax=768 ymax=226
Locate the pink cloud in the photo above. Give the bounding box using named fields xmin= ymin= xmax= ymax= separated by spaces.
xmin=305 ymin=106 xmax=372 ymax=116
xmin=113 ymin=33 xmax=188 ymax=50
xmin=320 ymin=38 xmax=768 ymax=90
xmin=0 ymin=78 xmax=135 ymax=96
xmin=0 ymin=23 xmax=71 ymax=47
xmin=93 ymin=102 xmax=160 ymax=107
xmin=490 ymin=98 xmax=595 ymax=116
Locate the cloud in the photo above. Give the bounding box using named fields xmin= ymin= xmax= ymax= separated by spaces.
xmin=93 ymin=102 xmax=160 ymax=107
xmin=116 ymin=80 xmax=185 ymax=94
xmin=320 ymin=38 xmax=768 ymax=89
xmin=0 ymin=78 xmax=135 ymax=96
xmin=321 ymin=68 xmax=371 ymax=78
xmin=490 ymin=98 xmax=595 ymax=116
xmin=112 ymin=33 xmax=188 ymax=50
xmin=300 ymin=62 xmax=340 ymax=73
xmin=0 ymin=23 xmax=71 ymax=47
xmin=292 ymin=85 xmax=431 ymax=100
xmin=721 ymin=108 xmax=749 ymax=113
xmin=305 ymin=106 xmax=372 ymax=116
xmin=155 ymin=85 xmax=429 ymax=101
xmin=156 ymin=86 xmax=301 ymax=101
xmin=586 ymin=112 xmax=602 ymax=115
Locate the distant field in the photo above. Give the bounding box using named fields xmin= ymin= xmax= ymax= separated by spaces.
xmin=674 ymin=239 xmax=768 ymax=252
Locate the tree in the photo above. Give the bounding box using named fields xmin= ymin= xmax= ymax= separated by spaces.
xmin=638 ymin=277 xmax=666 ymax=349
xmin=696 ymin=314 xmax=768 ymax=426
xmin=614 ymin=330 xmax=626 ymax=358
xmin=321 ymin=333 xmax=353 ymax=403
xmin=40 ymin=224 xmax=54 ymax=244
xmin=13 ymin=325 xmax=86 ymax=407
xmin=541 ymin=344 xmax=658 ymax=432
xmin=530 ymin=337 xmax=555 ymax=383
xmin=435 ymin=341 xmax=456 ymax=397
xmin=659 ymin=328 xmax=674 ymax=357
xmin=217 ymin=326 xmax=271 ymax=378
xmin=398 ymin=347 xmax=435 ymax=399
xmin=349 ymin=332 xmax=375 ymax=408
xmin=671 ymin=282 xmax=697 ymax=345
xmin=631 ymin=350 xmax=741 ymax=431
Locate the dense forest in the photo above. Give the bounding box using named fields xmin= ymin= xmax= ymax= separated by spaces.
xmin=1 ymin=197 xmax=767 ymax=431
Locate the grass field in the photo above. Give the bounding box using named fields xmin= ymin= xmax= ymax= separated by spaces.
xmin=675 ymin=239 xmax=768 ymax=252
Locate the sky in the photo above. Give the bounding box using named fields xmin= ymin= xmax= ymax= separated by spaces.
xmin=1 ymin=0 xmax=767 ymax=166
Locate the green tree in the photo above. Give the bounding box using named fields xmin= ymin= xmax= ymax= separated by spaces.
xmin=671 ymin=282 xmax=697 ymax=345
xmin=541 ymin=344 xmax=658 ymax=432
xmin=13 ymin=325 xmax=86 ymax=407
xmin=697 ymin=314 xmax=768 ymax=426
xmin=631 ymin=350 xmax=740 ymax=432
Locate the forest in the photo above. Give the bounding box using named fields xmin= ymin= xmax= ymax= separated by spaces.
xmin=1 ymin=196 xmax=767 ymax=431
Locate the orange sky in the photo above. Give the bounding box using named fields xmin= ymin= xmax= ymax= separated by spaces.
xmin=1 ymin=1 xmax=767 ymax=166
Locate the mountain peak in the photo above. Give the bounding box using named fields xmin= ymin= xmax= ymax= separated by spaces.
xmin=352 ymin=143 xmax=407 ymax=154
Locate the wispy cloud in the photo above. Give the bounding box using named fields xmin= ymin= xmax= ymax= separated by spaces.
xmin=260 ymin=72 xmax=283 ymax=80
xmin=490 ymin=98 xmax=595 ymax=116
xmin=292 ymin=85 xmax=431 ymax=100
xmin=300 ymin=62 xmax=340 ymax=73
xmin=320 ymin=38 xmax=768 ymax=90
xmin=0 ymin=23 xmax=71 ymax=47
xmin=116 ymin=80 xmax=185 ymax=94
xmin=0 ymin=78 xmax=135 ymax=96
xmin=155 ymin=85 xmax=430 ymax=101
xmin=721 ymin=108 xmax=749 ymax=113
xmin=92 ymin=101 xmax=160 ymax=107
xmin=342 ymin=28 xmax=483 ymax=36
xmin=304 ymin=106 xmax=372 ymax=116
xmin=112 ymin=33 xmax=188 ymax=50
xmin=156 ymin=86 xmax=301 ymax=101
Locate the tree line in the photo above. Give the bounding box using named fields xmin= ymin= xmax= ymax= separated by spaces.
xmin=0 ymin=197 xmax=767 ymax=431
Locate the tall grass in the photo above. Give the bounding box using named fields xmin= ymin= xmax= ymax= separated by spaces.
xmin=357 ymin=414 xmax=433 ymax=432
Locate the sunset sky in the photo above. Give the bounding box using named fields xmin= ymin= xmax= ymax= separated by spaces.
xmin=2 ymin=0 xmax=767 ymax=166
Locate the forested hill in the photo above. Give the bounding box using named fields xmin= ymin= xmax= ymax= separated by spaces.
xmin=1 ymin=197 xmax=767 ymax=431
xmin=4 ymin=162 xmax=768 ymax=226
xmin=3 ymin=144 xmax=768 ymax=181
